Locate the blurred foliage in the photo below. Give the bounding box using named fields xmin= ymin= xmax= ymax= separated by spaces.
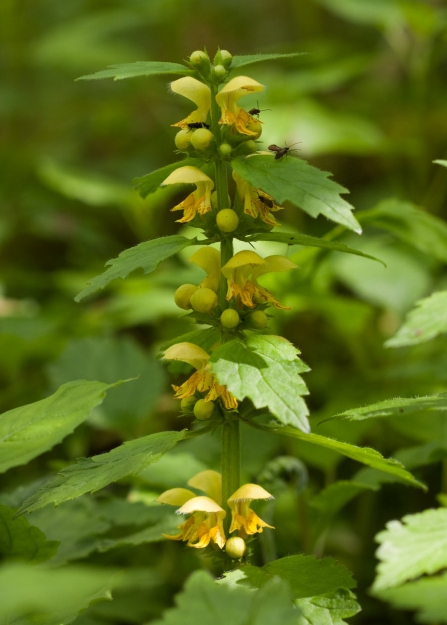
xmin=2 ymin=0 xmax=447 ymax=623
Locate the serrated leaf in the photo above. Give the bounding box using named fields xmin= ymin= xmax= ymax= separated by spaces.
xmin=95 ymin=513 xmax=180 ymax=553
xmin=154 ymin=570 xmax=299 ymax=625
xmin=373 ymin=507 xmax=447 ymax=591
xmin=17 ymin=430 xmax=186 ymax=515
xmin=159 ymin=327 xmax=220 ymax=352
xmin=231 ymin=155 xmax=361 ymax=233
xmin=434 ymin=159 xmax=447 ymax=168
xmin=360 ymin=198 xmax=447 ymax=262
xmin=376 ymin=573 xmax=447 ymax=624
xmin=0 ymin=505 xmax=59 ymax=564
xmin=230 ymin=52 xmax=307 ymax=69
xmin=0 ymin=563 xmax=114 ymax=625
xmin=134 ymin=158 xmax=205 ymax=198
xmin=77 ymin=61 xmax=192 ymax=81
xmin=295 ymin=589 xmax=360 ymax=625
xmin=329 ymin=393 xmax=447 ymax=422
xmin=245 ymin=231 xmax=384 ymax=264
xmin=272 ymin=427 xmax=424 ymax=488
xmin=386 ymin=291 xmax=447 ymax=347
xmin=75 ymin=235 xmax=194 ymax=301
xmin=0 ymin=380 xmax=124 ymax=473
xmin=210 ymin=335 xmax=310 ymax=432
xmin=222 ymin=555 xmax=355 ymax=599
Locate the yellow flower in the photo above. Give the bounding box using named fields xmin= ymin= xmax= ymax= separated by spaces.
xmin=221 ymin=251 xmax=297 ymax=309
xmin=161 ymin=166 xmax=214 ymax=223
xmin=228 ymin=484 xmax=274 ymax=537
xmin=163 ymin=342 xmax=238 ymax=410
xmin=216 ymin=76 xmax=264 ymax=136
xmin=170 ymin=77 xmax=211 ymax=129
xmin=189 ymin=247 xmax=221 ymax=292
xmin=233 ymin=171 xmax=283 ymax=226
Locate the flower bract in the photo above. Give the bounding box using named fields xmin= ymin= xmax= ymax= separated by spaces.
xmin=161 ymin=166 xmax=214 ymax=223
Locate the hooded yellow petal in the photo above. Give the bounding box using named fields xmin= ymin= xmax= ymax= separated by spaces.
xmin=252 ymin=255 xmax=298 ymax=280
xmin=177 ymin=495 xmax=225 ymax=516
xmin=221 ymin=250 xmax=266 ymax=278
xmin=161 ymin=166 xmax=214 ymax=188
xmin=170 ymin=77 xmax=211 ymax=116
xmin=157 ymin=488 xmax=196 ymax=507
xmin=189 ymin=247 xmax=221 ymax=292
xmin=216 ymin=76 xmax=265 ymax=111
xmin=188 ymin=470 xmax=222 ymax=505
xmin=163 ymin=342 xmax=209 ymax=370
xmin=228 ymin=483 xmax=273 ymax=503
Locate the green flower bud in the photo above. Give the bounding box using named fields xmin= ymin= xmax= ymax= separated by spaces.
xmin=249 ymin=310 xmax=268 ymax=328
xmin=212 ymin=64 xmax=227 ymax=81
xmin=174 ymin=129 xmax=192 ymax=151
xmin=219 ymin=143 xmax=232 ymax=157
xmin=217 ymin=209 xmax=239 ymax=233
xmin=246 ymin=120 xmax=262 ymax=139
xmin=174 ymin=284 xmax=198 ymax=310
xmin=190 ymin=287 xmax=218 ymax=313
xmin=181 ymin=395 xmax=197 ymax=413
xmin=221 ymin=309 xmax=240 ymax=329
xmin=245 ymin=140 xmax=258 ymax=153
xmin=190 ymin=50 xmax=209 ymax=66
xmin=194 ymin=399 xmax=215 ymax=420
xmin=191 ymin=128 xmax=213 ymax=151
xmin=225 ymin=536 xmax=246 ymax=559
xmin=220 ymin=50 xmax=233 ymax=68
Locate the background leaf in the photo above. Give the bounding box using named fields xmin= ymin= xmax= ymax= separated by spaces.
xmin=0 ymin=505 xmax=59 ymax=564
xmin=77 ymin=61 xmax=192 ymax=80
xmin=295 ymin=589 xmax=360 ymax=625
xmin=134 ymin=158 xmax=205 ymax=198
xmin=0 ymin=380 xmax=124 ymax=474
xmin=75 ymin=236 xmax=195 ymax=301
xmin=329 ymin=393 xmax=447 ymax=422
xmin=17 ymin=430 xmax=186 ymax=515
xmin=230 ymin=52 xmax=307 ymax=69
xmin=231 ymin=155 xmax=361 ymax=233
xmin=386 ymin=291 xmax=447 ymax=347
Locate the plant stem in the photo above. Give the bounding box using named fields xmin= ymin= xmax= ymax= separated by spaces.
xmin=219 ymin=237 xmax=233 ymax=310
xmin=221 ymin=419 xmax=240 ymax=528
xmin=210 ymin=84 xmax=229 ymax=211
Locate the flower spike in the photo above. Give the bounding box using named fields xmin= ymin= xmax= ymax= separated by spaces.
xmin=161 ymin=166 xmax=214 ymax=223
xmin=176 ymin=496 xmax=226 ymax=549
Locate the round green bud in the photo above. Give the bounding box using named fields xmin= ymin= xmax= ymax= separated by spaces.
xmin=212 ymin=64 xmax=227 ymax=81
xmin=219 ymin=143 xmax=232 ymax=157
xmin=226 ymin=536 xmax=246 ymax=559
xmin=246 ymin=120 xmax=262 ymax=139
xmin=190 ymin=288 xmax=218 ymax=313
xmin=191 ymin=128 xmax=213 ymax=151
xmin=221 ymin=309 xmax=240 ymax=329
xmin=216 ymin=209 xmax=239 ymax=233
xmin=220 ymin=50 xmax=233 ymax=68
xmin=175 ymin=129 xmax=192 ymax=151
xmin=174 ymin=284 xmax=198 ymax=310
xmin=181 ymin=396 xmax=197 ymax=413
xmin=245 ymin=140 xmax=258 ymax=153
xmin=190 ymin=50 xmax=209 ymax=66
xmin=194 ymin=399 xmax=215 ymax=420
xmin=249 ymin=310 xmax=268 ymax=329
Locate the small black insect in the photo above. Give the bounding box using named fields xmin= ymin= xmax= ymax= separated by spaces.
xmin=257 ymin=193 xmax=274 ymax=209
xmin=268 ymin=142 xmax=300 ymax=160
xmin=248 ymin=100 xmax=271 ymax=120
xmin=187 ymin=122 xmax=210 ymax=131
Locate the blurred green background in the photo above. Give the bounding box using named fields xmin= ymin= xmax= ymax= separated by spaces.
xmin=2 ymin=1 xmax=447 ymax=623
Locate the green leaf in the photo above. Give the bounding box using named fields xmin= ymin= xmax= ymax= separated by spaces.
xmin=376 ymin=573 xmax=447 ymax=624
xmin=245 ymin=231 xmax=384 ymax=264
xmin=75 ymin=235 xmax=194 ymax=302
xmin=77 ymin=61 xmax=192 ymax=81
xmin=210 ymin=335 xmax=310 ymax=432
xmin=17 ymin=430 xmax=186 ymax=515
xmin=0 ymin=563 xmax=114 ymax=625
xmin=295 ymin=589 xmax=360 ymax=625
xmin=386 ymin=291 xmax=447 ymax=347
xmin=154 ymin=570 xmax=299 ymax=625
xmin=134 ymin=158 xmax=205 ymax=198
xmin=273 ymin=427 xmax=424 ymax=488
xmin=221 ymin=555 xmax=356 ymax=599
xmin=328 ymin=392 xmax=447 ymax=422
xmin=230 ymin=52 xmax=307 ymax=69
xmin=359 ymin=198 xmax=447 ymax=262
xmin=0 ymin=505 xmax=59 ymax=564
xmin=373 ymin=508 xmax=447 ymax=591
xmin=0 ymin=380 xmax=124 ymax=474
xmin=95 ymin=513 xmax=180 ymax=553
xmin=434 ymin=159 xmax=447 ymax=168
xmin=159 ymin=327 xmax=220 ymax=353
xmin=231 ymin=155 xmax=361 ymax=233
